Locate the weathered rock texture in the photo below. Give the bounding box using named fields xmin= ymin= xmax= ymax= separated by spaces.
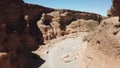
xmin=78 ymin=17 xmax=120 ymax=68
xmin=37 ymin=10 xmax=101 ymax=40
xmin=0 ymin=0 xmax=54 ymax=68
xmin=107 ymin=0 xmax=120 ymax=19
xmin=0 ymin=0 xmax=103 ymax=68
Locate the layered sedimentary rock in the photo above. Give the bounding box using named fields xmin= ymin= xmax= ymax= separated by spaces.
xmin=107 ymin=0 xmax=120 ymax=18
xmin=37 ymin=10 xmax=101 ymax=40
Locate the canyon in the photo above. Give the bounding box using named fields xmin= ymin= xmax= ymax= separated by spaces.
xmin=0 ymin=0 xmax=120 ymax=68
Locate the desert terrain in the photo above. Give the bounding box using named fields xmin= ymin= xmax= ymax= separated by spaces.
xmin=0 ymin=0 xmax=120 ymax=68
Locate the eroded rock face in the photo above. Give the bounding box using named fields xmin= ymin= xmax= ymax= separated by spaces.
xmin=37 ymin=10 xmax=101 ymax=40
xmin=107 ymin=0 xmax=120 ymax=20
xmin=78 ymin=17 xmax=120 ymax=68
xmin=0 ymin=0 xmax=103 ymax=67
xmin=0 ymin=0 xmax=54 ymax=68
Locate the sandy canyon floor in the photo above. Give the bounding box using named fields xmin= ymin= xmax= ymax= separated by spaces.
xmin=33 ymin=32 xmax=88 ymax=68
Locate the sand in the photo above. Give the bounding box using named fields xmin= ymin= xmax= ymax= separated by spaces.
xmin=34 ymin=32 xmax=88 ymax=68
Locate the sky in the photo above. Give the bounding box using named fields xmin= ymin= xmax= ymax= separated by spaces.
xmin=24 ymin=0 xmax=112 ymax=16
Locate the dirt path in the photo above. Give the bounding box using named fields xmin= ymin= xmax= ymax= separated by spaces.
xmin=35 ymin=32 xmax=88 ymax=68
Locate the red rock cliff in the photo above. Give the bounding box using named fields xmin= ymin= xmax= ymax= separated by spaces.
xmin=0 ymin=0 xmax=103 ymax=68
xmin=107 ymin=0 xmax=120 ymax=19
xmin=0 ymin=0 xmax=54 ymax=68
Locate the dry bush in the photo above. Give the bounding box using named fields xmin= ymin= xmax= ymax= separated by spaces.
xmin=86 ymin=20 xmax=99 ymax=31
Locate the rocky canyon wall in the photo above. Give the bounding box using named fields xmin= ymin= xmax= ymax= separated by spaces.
xmin=107 ymin=0 xmax=120 ymax=21
xmin=0 ymin=0 xmax=103 ymax=68
xmin=0 ymin=0 xmax=54 ymax=68
xmin=37 ymin=10 xmax=102 ymax=40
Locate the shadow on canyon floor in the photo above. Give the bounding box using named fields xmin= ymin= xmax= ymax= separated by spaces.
xmin=31 ymin=53 xmax=45 ymax=68
xmin=0 ymin=52 xmax=45 ymax=68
